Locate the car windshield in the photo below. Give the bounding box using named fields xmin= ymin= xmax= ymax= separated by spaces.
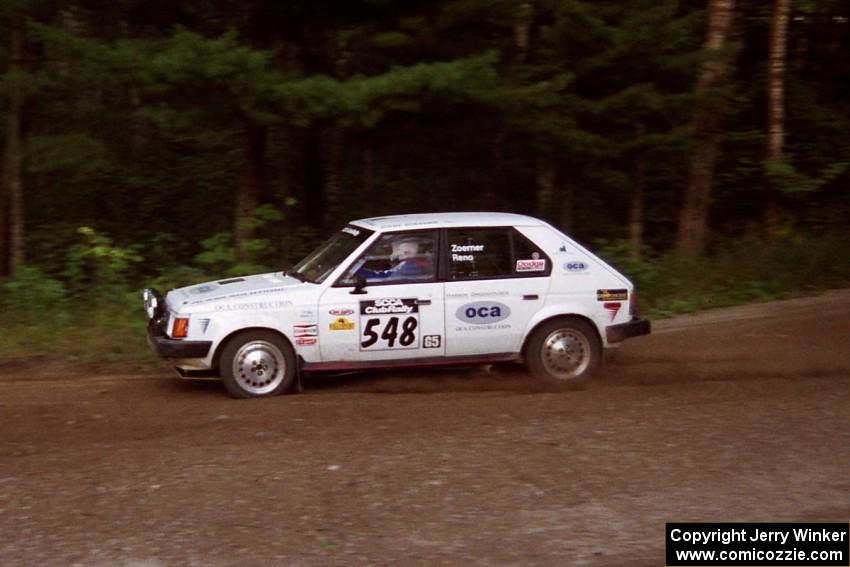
xmin=287 ymin=226 xmax=373 ymax=284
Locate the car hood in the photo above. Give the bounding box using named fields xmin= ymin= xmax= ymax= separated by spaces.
xmin=166 ymin=272 xmax=307 ymax=311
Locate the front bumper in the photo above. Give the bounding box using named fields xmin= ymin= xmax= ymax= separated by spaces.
xmin=147 ymin=319 xmax=212 ymax=359
xmin=606 ymin=317 xmax=651 ymax=343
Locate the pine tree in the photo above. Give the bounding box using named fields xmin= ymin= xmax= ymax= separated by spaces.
xmin=677 ymin=0 xmax=738 ymax=256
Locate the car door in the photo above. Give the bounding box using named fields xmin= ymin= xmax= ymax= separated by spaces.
xmin=444 ymin=226 xmax=552 ymax=356
xmin=317 ymin=230 xmax=445 ymax=363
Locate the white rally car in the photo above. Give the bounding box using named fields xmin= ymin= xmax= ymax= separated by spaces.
xmin=143 ymin=212 xmax=650 ymax=398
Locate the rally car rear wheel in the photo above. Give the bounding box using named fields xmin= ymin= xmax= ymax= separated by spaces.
xmin=220 ymin=331 xmax=296 ymax=399
xmin=526 ymin=317 xmax=600 ymax=388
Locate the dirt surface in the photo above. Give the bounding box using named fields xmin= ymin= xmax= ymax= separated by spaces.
xmin=2 ymin=291 xmax=849 ymax=566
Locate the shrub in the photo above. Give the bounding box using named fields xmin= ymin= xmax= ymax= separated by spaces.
xmin=0 ymin=266 xmax=69 ymax=325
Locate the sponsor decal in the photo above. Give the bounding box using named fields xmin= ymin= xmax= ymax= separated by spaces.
xmin=563 ymin=261 xmax=588 ymax=273
xmin=295 ymin=337 xmax=317 ymax=346
xmin=423 ymin=335 xmax=441 ymax=348
xmin=298 ymin=308 xmax=317 ymax=319
xmin=188 ymin=287 xmax=296 ymax=305
xmin=341 ymin=226 xmax=360 ymax=236
xmin=516 ymin=259 xmax=546 ymax=272
xmin=603 ymin=302 xmax=622 ymax=322
xmin=446 ymin=290 xmax=509 ymax=299
xmin=329 ymin=307 xmax=355 ymax=317
xmin=329 ymin=317 xmax=355 ymax=331
xmin=456 ymin=301 xmax=511 ymax=324
xmin=450 ymin=243 xmax=485 ymax=262
xmin=359 ymin=298 xmax=420 ymax=350
xmin=293 ymin=323 xmax=318 ymax=338
xmin=375 ymin=220 xmax=439 ymax=229
xmin=597 ymin=289 xmax=628 ymax=301
xmin=214 ymin=300 xmax=291 ymax=312
xmin=360 ymin=298 xmax=418 ymax=316
xmin=472 ymin=290 xmax=508 ymax=297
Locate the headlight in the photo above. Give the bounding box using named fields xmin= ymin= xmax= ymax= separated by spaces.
xmin=143 ymin=288 xmax=164 ymax=320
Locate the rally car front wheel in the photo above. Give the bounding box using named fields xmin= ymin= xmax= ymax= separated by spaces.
xmin=220 ymin=330 xmax=297 ymax=399
xmin=526 ymin=317 xmax=601 ymax=388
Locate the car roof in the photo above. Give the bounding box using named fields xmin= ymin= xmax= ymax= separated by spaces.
xmin=350 ymin=212 xmax=545 ymax=231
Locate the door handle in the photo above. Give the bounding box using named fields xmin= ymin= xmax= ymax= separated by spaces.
xmin=523 ymin=294 xmax=539 ymax=300
xmin=416 ymin=298 xmax=432 ymax=305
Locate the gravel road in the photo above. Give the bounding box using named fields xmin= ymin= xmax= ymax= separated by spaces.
xmin=2 ymin=291 xmax=849 ymax=566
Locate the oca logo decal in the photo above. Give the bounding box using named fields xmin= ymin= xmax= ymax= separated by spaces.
xmin=563 ymin=261 xmax=588 ymax=272
xmin=456 ymin=301 xmax=511 ymax=324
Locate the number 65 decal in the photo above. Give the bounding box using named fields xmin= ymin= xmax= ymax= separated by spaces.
xmin=361 ymin=316 xmax=419 ymax=349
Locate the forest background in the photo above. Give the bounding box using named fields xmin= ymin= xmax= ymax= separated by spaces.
xmin=1 ymin=0 xmax=848 ymax=363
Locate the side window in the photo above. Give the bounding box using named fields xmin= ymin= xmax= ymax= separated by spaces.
xmin=511 ymin=229 xmax=550 ymax=276
xmin=447 ymin=228 xmax=512 ymax=280
xmin=339 ymin=230 xmax=437 ymax=285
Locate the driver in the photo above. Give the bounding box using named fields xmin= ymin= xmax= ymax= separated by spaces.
xmin=359 ymin=235 xmax=432 ymax=281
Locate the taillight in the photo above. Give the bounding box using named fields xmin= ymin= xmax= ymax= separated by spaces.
xmin=172 ymin=317 xmax=189 ymax=338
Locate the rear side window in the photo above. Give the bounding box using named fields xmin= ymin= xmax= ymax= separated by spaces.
xmin=446 ymin=227 xmax=550 ymax=280
xmin=447 ymin=228 xmax=512 ymax=280
xmin=511 ymin=230 xmax=550 ymax=275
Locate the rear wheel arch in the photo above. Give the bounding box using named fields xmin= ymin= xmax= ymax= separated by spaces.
xmin=523 ymin=314 xmax=603 ymax=389
xmin=521 ymin=314 xmax=601 ymax=358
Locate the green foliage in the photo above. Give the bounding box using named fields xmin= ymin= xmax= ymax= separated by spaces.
xmin=0 ymin=266 xmax=68 ymax=325
xmin=370 ymin=31 xmax=413 ymax=49
xmin=194 ymin=205 xmax=286 ymax=276
xmin=26 ymin=133 xmax=114 ymax=183
xmin=64 ymin=227 xmax=144 ymax=297
xmin=764 ymin=158 xmax=849 ymax=194
xmin=597 ymin=235 xmax=850 ymax=319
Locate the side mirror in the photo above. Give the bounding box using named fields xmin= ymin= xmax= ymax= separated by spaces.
xmin=350 ymin=273 xmax=368 ymax=295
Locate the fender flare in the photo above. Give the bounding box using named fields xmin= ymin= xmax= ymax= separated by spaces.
xmin=520 ymin=303 xmax=607 ymax=354
xmin=210 ymin=323 xmax=295 ymax=372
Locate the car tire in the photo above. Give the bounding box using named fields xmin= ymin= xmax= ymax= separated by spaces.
xmin=526 ymin=317 xmax=601 ymax=389
xmin=220 ymin=330 xmax=297 ymax=399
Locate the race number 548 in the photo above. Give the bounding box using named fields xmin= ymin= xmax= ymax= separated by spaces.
xmin=361 ymin=316 xmax=418 ymax=349
xmin=359 ymin=298 xmax=420 ymax=350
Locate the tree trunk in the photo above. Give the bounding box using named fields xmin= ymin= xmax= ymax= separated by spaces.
xmin=361 ymin=147 xmax=375 ymax=206
xmin=234 ymin=120 xmax=267 ymax=256
xmin=535 ymin=157 xmax=556 ymax=220
xmin=511 ymin=1 xmax=532 ymax=69
xmin=676 ymin=0 xmax=737 ymax=256
xmin=0 ymin=131 xmax=7 ymax=278
xmin=559 ymin=175 xmax=574 ymax=233
xmin=629 ymin=124 xmax=647 ymax=260
xmin=629 ymin=158 xmax=645 ymax=261
xmin=483 ymin=0 xmax=533 ymax=210
xmin=322 ymin=127 xmax=343 ymax=229
xmin=233 ymin=2 xmax=274 ymax=258
xmin=1 ymin=17 xmax=26 ymax=275
xmin=302 ymin=127 xmax=325 ymax=228
xmin=763 ymin=0 xmax=791 ymax=240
